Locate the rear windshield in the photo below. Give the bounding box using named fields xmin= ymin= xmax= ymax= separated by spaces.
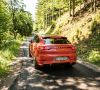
xmin=43 ymin=37 xmax=70 ymax=44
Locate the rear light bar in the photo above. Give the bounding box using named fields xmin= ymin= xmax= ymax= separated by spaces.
xmin=39 ymin=45 xmax=76 ymax=50
xmin=71 ymin=46 xmax=76 ymax=50
xmin=39 ymin=46 xmax=51 ymax=50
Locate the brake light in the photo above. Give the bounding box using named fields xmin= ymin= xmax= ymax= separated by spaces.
xmin=72 ymin=46 xmax=76 ymax=50
xmin=39 ymin=46 xmax=51 ymax=50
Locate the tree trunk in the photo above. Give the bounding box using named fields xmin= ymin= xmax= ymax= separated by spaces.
xmin=52 ymin=0 xmax=54 ymax=22
xmin=69 ymin=0 xmax=72 ymax=16
xmin=72 ymin=0 xmax=75 ymax=17
xmin=91 ymin=0 xmax=94 ymax=11
xmin=59 ymin=8 xmax=61 ymax=17
xmin=94 ymin=0 xmax=96 ymax=12
xmin=10 ymin=0 xmax=17 ymax=39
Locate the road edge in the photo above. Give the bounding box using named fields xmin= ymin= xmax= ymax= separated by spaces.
xmin=77 ymin=58 xmax=100 ymax=73
xmin=0 ymin=69 xmax=20 ymax=90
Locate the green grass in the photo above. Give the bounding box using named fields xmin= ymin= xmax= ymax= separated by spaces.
xmin=0 ymin=38 xmax=23 ymax=77
xmin=0 ymin=56 xmax=10 ymax=77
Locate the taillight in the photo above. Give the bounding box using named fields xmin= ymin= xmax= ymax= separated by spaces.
xmin=72 ymin=46 xmax=76 ymax=50
xmin=39 ymin=46 xmax=51 ymax=50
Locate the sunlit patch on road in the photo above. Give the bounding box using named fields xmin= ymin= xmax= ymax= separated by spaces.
xmin=10 ymin=59 xmax=100 ymax=90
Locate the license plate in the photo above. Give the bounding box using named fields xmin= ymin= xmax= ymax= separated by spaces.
xmin=56 ymin=57 xmax=68 ymax=60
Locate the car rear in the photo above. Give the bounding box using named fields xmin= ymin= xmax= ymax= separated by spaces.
xmin=36 ymin=36 xmax=77 ymax=66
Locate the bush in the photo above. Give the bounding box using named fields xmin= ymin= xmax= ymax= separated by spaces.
xmin=0 ymin=56 xmax=10 ymax=77
xmin=88 ymin=51 xmax=100 ymax=66
xmin=0 ymin=39 xmax=22 ymax=77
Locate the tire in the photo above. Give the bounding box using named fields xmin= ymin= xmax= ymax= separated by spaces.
xmin=65 ymin=63 xmax=76 ymax=68
xmin=29 ymin=47 xmax=32 ymax=57
xmin=34 ymin=58 xmax=41 ymax=69
xmin=67 ymin=64 xmax=73 ymax=67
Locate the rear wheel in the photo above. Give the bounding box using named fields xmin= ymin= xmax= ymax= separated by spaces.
xmin=34 ymin=58 xmax=41 ymax=69
xmin=67 ymin=64 xmax=73 ymax=67
xmin=29 ymin=47 xmax=32 ymax=57
xmin=29 ymin=52 xmax=32 ymax=57
xmin=65 ymin=63 xmax=76 ymax=68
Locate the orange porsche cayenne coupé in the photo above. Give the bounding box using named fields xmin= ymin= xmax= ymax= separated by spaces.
xmin=29 ymin=34 xmax=77 ymax=69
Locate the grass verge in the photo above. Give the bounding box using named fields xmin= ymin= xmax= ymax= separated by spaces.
xmin=0 ymin=38 xmax=23 ymax=77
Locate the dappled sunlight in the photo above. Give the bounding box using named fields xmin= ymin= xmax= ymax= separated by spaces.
xmin=10 ymin=59 xmax=100 ymax=90
xmin=13 ymin=69 xmax=100 ymax=90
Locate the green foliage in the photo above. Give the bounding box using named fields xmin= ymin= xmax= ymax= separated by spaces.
xmin=76 ymin=13 xmax=100 ymax=66
xmin=0 ymin=38 xmax=22 ymax=77
xmin=8 ymin=0 xmax=33 ymax=38
xmin=0 ymin=0 xmax=10 ymax=45
xmin=0 ymin=56 xmax=10 ymax=77
xmin=36 ymin=0 xmax=69 ymax=30
xmin=88 ymin=51 xmax=100 ymax=66
xmin=44 ymin=22 xmax=55 ymax=34
xmin=0 ymin=0 xmax=33 ymax=46
xmin=0 ymin=0 xmax=33 ymax=77
xmin=15 ymin=10 xmax=33 ymax=36
xmin=36 ymin=0 xmax=99 ymax=32
xmin=43 ymin=1 xmax=100 ymax=66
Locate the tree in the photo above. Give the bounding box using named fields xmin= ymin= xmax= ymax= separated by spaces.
xmin=69 ymin=0 xmax=72 ymax=16
xmin=9 ymin=0 xmax=25 ymax=38
xmin=69 ymin=0 xmax=75 ymax=17
xmin=0 ymin=0 xmax=33 ymax=47
xmin=0 ymin=0 xmax=10 ymax=45
xmin=15 ymin=10 xmax=33 ymax=36
xmin=91 ymin=0 xmax=97 ymax=12
xmin=36 ymin=0 xmax=69 ymax=30
xmin=72 ymin=0 xmax=75 ymax=17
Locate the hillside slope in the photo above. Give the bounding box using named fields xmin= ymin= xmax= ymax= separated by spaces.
xmin=45 ymin=9 xmax=100 ymax=66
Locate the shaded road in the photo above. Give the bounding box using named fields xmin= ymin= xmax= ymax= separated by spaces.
xmin=9 ymin=38 xmax=100 ymax=90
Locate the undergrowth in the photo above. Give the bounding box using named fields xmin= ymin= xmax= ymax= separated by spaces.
xmin=44 ymin=8 xmax=100 ymax=66
xmin=77 ymin=13 xmax=100 ymax=66
xmin=0 ymin=37 xmax=23 ymax=77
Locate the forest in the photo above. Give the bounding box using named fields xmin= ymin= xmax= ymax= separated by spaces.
xmin=0 ymin=0 xmax=33 ymax=76
xmin=35 ymin=0 xmax=99 ymax=31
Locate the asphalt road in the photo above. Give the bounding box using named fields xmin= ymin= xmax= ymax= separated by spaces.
xmin=9 ymin=38 xmax=100 ymax=90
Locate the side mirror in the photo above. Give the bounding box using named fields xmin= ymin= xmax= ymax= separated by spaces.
xmin=29 ymin=40 xmax=35 ymax=43
xmin=29 ymin=40 xmax=33 ymax=43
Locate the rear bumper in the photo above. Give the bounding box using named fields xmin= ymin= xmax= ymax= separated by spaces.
xmin=36 ymin=54 xmax=77 ymax=65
